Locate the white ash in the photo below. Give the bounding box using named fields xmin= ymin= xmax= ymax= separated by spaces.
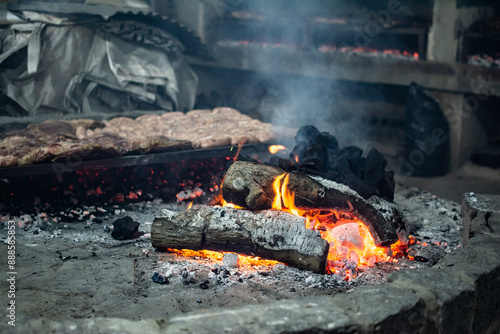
xmin=309 ymin=175 xmax=364 ymax=200
xmin=395 ymin=185 xmax=462 ymax=243
xmin=222 ymin=253 xmax=239 ymax=268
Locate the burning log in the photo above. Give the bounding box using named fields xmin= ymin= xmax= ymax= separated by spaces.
xmin=151 ymin=205 xmax=329 ymax=273
xmin=222 ymin=161 xmax=406 ymax=246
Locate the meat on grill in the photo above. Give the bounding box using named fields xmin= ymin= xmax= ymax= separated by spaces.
xmin=0 ymin=108 xmax=278 ymax=167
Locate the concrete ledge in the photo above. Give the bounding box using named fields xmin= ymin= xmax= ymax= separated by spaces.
xmin=462 ymin=193 xmax=500 ymax=246
xmin=0 ymin=316 xmax=168 ymax=334
xmin=332 ymin=285 xmax=426 ymax=334
xmin=167 ymin=296 xmax=356 ymax=334
xmin=387 ymin=267 xmax=476 ymax=334
xmin=438 ymin=234 xmax=500 ymax=334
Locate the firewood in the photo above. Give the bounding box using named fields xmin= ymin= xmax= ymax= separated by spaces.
xmin=222 ymin=161 xmax=406 ymax=246
xmin=151 ymin=205 xmax=329 ymax=273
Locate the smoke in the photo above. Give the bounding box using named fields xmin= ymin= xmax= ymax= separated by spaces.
xmin=232 ymin=0 xmax=408 ymax=147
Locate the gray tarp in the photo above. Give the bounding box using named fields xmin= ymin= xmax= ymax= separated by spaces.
xmin=0 ymin=11 xmax=198 ymax=116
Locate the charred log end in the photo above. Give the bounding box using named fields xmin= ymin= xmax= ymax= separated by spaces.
xmin=365 ymin=196 xmax=407 ymax=246
xmin=222 ymin=161 xmax=282 ymax=210
xmin=254 ymin=247 xmax=328 ymax=274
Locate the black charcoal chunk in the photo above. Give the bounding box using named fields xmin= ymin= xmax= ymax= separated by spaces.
xmin=182 ymin=269 xmax=189 ymax=279
xmin=199 ymin=280 xmax=209 ymax=289
xmin=183 ymin=278 xmax=197 ymax=285
xmin=413 ymin=255 xmax=429 ymax=262
xmin=151 ymin=272 xmax=169 ymax=284
xmin=273 ymin=124 xmax=395 ymax=202
xmin=111 ymin=216 xmax=140 ymax=240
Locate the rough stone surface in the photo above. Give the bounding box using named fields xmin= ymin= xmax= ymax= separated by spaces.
xmin=332 ymin=285 xmax=426 ymax=334
xmin=387 ymin=267 xmax=476 ymax=334
xmin=462 ymin=193 xmax=500 ymax=246
xmin=166 ymin=296 xmax=356 ymax=334
xmin=0 ymin=315 xmax=166 ymax=334
xmin=437 ymin=234 xmax=500 ymax=334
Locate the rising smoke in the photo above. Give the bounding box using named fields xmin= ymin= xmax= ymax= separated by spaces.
xmin=230 ymin=0 xmax=411 ymax=147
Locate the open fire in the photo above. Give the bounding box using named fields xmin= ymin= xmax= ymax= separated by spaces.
xmin=156 ymin=125 xmax=415 ymax=280
xmin=267 ymin=172 xmax=409 ymax=278
xmin=166 ymin=153 xmax=412 ymax=280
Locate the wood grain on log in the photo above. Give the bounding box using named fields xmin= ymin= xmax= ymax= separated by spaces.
xmin=222 ymin=161 xmax=406 ymax=246
xmin=151 ymin=205 xmax=329 ymax=273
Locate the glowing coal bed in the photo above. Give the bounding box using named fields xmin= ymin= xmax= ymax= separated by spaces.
xmin=0 ymin=156 xmax=230 ymax=214
xmin=215 ymin=40 xmax=420 ymax=61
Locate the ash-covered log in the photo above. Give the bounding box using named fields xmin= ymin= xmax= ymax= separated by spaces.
xmin=151 ymin=205 xmax=329 ymax=273
xmin=222 ymin=161 xmax=406 ymax=246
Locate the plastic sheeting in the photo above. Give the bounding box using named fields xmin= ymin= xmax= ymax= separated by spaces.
xmin=0 ymin=11 xmax=198 ymax=116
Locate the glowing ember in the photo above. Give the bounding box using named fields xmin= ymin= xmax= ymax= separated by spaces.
xmin=166 ymin=248 xmax=282 ymax=267
xmin=220 ymin=198 xmax=244 ymax=209
xmin=269 ymin=145 xmax=286 ymax=154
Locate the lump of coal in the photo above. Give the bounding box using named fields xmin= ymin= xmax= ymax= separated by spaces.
xmin=199 ymin=280 xmax=209 ymax=289
xmin=111 ymin=216 xmax=140 ymax=240
xmin=151 ymin=272 xmax=169 ymax=284
xmin=277 ymin=125 xmax=395 ymax=201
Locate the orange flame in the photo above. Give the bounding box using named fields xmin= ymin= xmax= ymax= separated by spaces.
xmin=272 ymin=173 xmax=286 ymax=210
xmin=270 ymin=172 xmax=400 ymax=277
xmin=269 ymin=145 xmax=286 ymax=154
xmin=187 ymin=201 xmax=193 ymax=210
xmin=221 ymin=198 xmax=244 ymax=209
xmin=166 ymin=248 xmax=282 ymax=267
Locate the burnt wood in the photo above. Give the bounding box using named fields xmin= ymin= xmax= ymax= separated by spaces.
xmin=222 ymin=161 xmax=405 ymax=246
xmin=151 ymin=205 xmax=329 ymax=273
